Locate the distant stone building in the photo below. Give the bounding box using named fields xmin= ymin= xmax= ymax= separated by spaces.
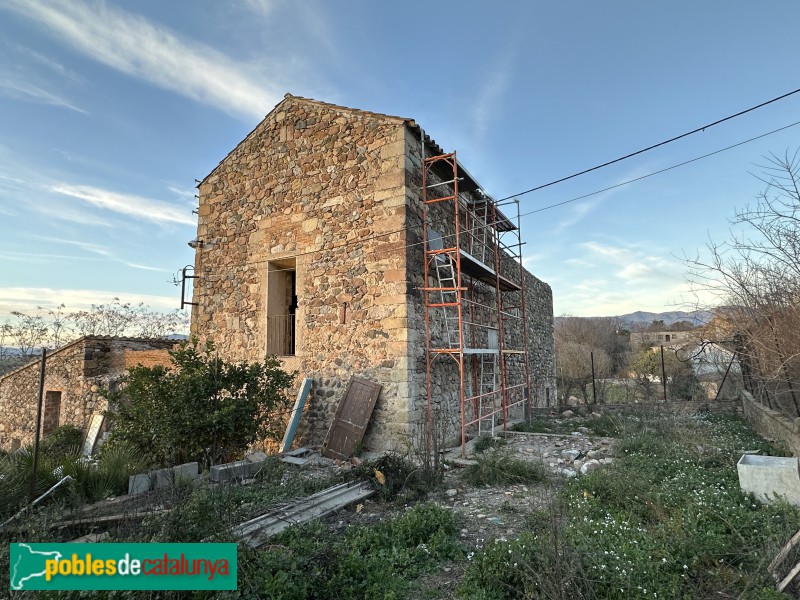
xmin=189 ymin=95 xmax=556 ymax=451
xmin=630 ymin=330 xmax=695 ymax=348
xmin=0 ymin=337 xmax=173 ymax=451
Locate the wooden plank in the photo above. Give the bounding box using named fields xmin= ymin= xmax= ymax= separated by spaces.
xmin=279 ymin=377 xmax=312 ymax=453
xmin=322 ymin=376 xmax=381 ymax=460
xmin=778 ymin=560 xmax=800 ymax=593
xmin=769 ymin=528 xmax=800 ymax=576
xmin=82 ymin=413 xmax=104 ymax=457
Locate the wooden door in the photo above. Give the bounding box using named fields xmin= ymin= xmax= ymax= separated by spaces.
xmin=322 ymin=377 xmax=381 ymax=460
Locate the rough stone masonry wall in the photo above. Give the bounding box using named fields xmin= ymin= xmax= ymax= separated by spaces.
xmin=403 ymin=129 xmax=557 ymax=445
xmin=191 ymin=98 xmax=414 ymax=452
xmin=0 ymin=338 xmax=174 ymax=451
xmin=741 ymin=390 xmax=800 ymax=456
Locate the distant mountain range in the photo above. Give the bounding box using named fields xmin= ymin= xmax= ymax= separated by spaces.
xmin=615 ymin=310 xmax=712 ymax=327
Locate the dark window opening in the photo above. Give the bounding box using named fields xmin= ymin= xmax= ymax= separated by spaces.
xmin=267 ymin=258 xmax=297 ymax=356
xmin=43 ymin=391 xmax=62 ymax=437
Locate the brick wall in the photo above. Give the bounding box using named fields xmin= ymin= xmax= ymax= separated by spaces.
xmin=124 ymin=349 xmax=173 ymax=369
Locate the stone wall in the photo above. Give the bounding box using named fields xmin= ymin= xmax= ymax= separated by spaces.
xmin=191 ymin=96 xmax=413 ymax=452
xmin=0 ymin=337 xmax=173 ymax=451
xmin=190 ymin=95 xmax=556 ymax=452
xmin=402 ymin=123 xmax=556 ymax=445
xmin=741 ymin=390 xmax=800 ymax=456
xmin=530 ymin=399 xmax=742 ymax=418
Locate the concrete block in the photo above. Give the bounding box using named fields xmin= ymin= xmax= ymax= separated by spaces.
xmin=173 ymin=462 xmax=199 ymax=482
xmin=245 ymin=452 xmax=268 ymax=463
xmin=152 ymin=468 xmax=174 ymax=489
xmin=128 ymin=473 xmax=151 ymax=496
xmin=210 ymin=459 xmax=265 ymax=483
xmin=737 ymin=454 xmax=800 ymax=506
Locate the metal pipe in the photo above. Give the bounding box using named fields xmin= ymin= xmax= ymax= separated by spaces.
xmin=3 ymin=475 xmax=73 ymax=532
xmin=591 ymin=351 xmax=597 ymax=405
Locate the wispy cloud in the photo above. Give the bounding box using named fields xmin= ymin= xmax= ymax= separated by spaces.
xmin=35 ymin=236 xmax=113 ymax=257
xmin=122 ymin=262 xmax=171 ymax=273
xmin=0 ymin=76 xmax=86 ymax=113
xmin=242 ymin=0 xmax=277 ymax=18
xmin=3 ymin=0 xmax=281 ymax=120
xmin=581 ymin=240 xmax=678 ymax=282
xmin=0 ymin=251 xmax=102 ymax=263
xmin=28 ymin=236 xmax=171 ymax=273
xmin=471 ymin=50 xmax=516 ymax=142
xmin=554 ymin=199 xmax=602 ymax=234
xmin=11 ymin=43 xmax=82 ymax=83
xmin=51 ymin=184 xmax=196 ymax=226
xmin=0 ymin=287 xmax=179 ymax=317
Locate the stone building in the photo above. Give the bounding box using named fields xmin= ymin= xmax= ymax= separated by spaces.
xmin=0 ymin=337 xmax=173 ymax=451
xmin=190 ymin=95 xmax=556 ymax=451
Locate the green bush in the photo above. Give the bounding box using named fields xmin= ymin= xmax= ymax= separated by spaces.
xmin=347 ymin=453 xmax=437 ymax=502
xmin=248 ymin=502 xmax=462 ymax=599
xmin=474 ymin=435 xmax=507 ymax=453
xmin=462 ymin=449 xmax=547 ymax=487
xmin=106 ymin=339 xmax=294 ymax=469
xmin=40 ymin=424 xmax=83 ymax=456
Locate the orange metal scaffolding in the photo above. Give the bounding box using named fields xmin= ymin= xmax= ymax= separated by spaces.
xmin=421 ymin=151 xmax=532 ymax=455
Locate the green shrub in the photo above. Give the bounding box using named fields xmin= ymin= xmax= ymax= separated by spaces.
xmin=462 ymin=449 xmax=547 ymax=487
xmin=106 ymin=339 xmax=294 ymax=469
xmin=249 ymin=502 xmax=462 ymax=599
xmin=40 ymin=424 xmax=84 ymax=456
xmin=474 ymin=435 xmax=507 ymax=453
xmin=347 ymin=453 xmax=434 ymax=501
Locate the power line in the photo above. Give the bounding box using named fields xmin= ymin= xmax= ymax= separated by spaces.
xmin=495 ymin=86 xmax=800 ymax=202
xmin=186 ymin=117 xmax=800 ymax=280
xmin=518 ymin=119 xmax=800 ymax=217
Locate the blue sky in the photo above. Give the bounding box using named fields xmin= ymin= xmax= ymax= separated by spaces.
xmin=1 ymin=1 xmax=799 ymax=319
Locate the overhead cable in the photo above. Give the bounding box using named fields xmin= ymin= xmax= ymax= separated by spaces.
xmin=495 ymin=86 xmax=800 ymax=202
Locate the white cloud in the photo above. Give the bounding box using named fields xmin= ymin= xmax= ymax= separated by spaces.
xmin=617 ymin=262 xmax=652 ymax=280
xmin=11 ymin=44 xmax=82 ymax=83
xmin=51 ymin=184 xmax=195 ymax=226
xmin=554 ymin=199 xmax=601 ymax=233
xmin=471 ymin=50 xmax=516 ymax=142
xmin=0 ymin=287 xmax=179 ymax=318
xmin=242 ymin=0 xmax=278 ymax=19
xmin=3 ymin=0 xmax=281 ymax=120
xmin=36 ymin=236 xmax=112 ymax=257
xmin=0 ymin=76 xmax=86 ymax=113
xmin=122 ymin=262 xmax=171 ymax=273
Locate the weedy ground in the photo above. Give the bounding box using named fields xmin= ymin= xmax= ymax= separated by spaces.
xmin=1 ymin=413 xmax=798 ymax=599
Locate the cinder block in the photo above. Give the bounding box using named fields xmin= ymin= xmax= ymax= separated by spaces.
xmin=128 ymin=473 xmax=151 ymax=496
xmin=210 ymin=459 xmax=265 ymax=483
xmin=152 ymin=468 xmax=174 ymax=489
xmin=173 ymin=462 xmax=199 ymax=481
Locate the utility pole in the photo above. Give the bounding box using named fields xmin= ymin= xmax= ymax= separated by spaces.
xmin=30 ymin=348 xmax=47 ymax=502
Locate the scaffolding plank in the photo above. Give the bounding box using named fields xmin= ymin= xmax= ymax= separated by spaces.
xmin=458 ymin=250 xmax=521 ymax=292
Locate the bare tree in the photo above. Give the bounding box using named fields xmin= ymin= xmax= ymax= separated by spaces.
xmin=684 ymin=149 xmax=800 ymax=416
xmin=0 ymin=300 xmax=189 ymax=375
